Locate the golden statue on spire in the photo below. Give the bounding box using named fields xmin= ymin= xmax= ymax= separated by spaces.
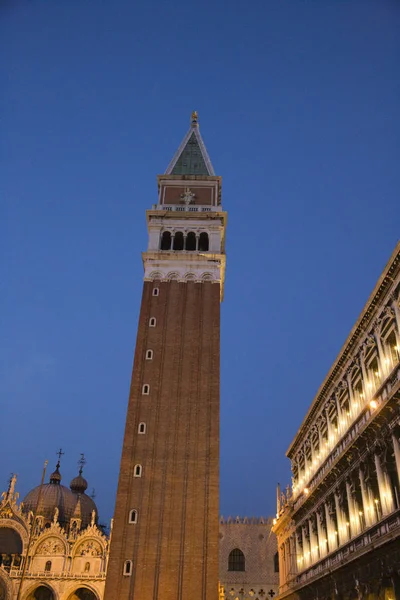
xmin=191 ymin=110 xmax=198 ymax=125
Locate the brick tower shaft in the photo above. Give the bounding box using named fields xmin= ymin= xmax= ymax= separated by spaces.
xmin=104 ymin=113 xmax=227 ymax=600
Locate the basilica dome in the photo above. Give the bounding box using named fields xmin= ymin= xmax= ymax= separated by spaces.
xmin=22 ymin=462 xmax=77 ymax=528
xmin=22 ymin=461 xmax=98 ymax=530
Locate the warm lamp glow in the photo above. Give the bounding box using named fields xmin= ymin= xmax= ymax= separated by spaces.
xmin=370 ymin=400 xmax=378 ymax=410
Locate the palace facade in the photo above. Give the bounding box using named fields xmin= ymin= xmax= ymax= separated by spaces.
xmin=219 ymin=517 xmax=279 ymax=600
xmin=273 ymin=242 xmax=400 ymax=600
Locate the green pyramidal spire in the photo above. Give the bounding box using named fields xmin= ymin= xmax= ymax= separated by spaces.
xmin=165 ymin=111 xmax=215 ymax=176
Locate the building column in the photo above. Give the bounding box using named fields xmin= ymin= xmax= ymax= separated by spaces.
xmin=301 ymin=525 xmax=310 ymax=567
xmin=391 ymin=295 xmax=400 ymax=337
xmin=374 ymin=452 xmax=394 ymax=516
xmin=195 ymin=233 xmax=200 ymax=250
xmin=346 ymin=477 xmax=361 ymax=537
xmin=392 ymin=433 xmax=400 ymax=488
xmin=334 ymin=488 xmax=349 ymax=546
xmin=316 ymin=508 xmax=327 ymax=558
xmin=324 ymin=499 xmax=337 ymax=552
xmin=359 ymin=465 xmax=375 ymax=527
xmin=309 ymin=516 xmax=319 ymax=564
xmin=289 ymin=534 xmax=297 ymax=577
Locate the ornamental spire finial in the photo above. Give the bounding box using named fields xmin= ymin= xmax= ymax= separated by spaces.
xmin=191 ymin=110 xmax=198 ymax=126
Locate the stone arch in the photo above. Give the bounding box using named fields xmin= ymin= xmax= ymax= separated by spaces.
xmin=0 ymin=518 xmax=28 ymax=553
xmin=184 ymin=272 xmax=197 ymax=281
xmin=25 ymin=583 xmax=57 ymax=600
xmin=148 ymin=271 xmax=163 ymax=281
xmin=64 ymin=584 xmax=99 ymax=600
xmin=33 ymin=533 xmax=68 ymax=556
xmin=166 ymin=272 xmax=180 ymax=281
xmin=201 ymin=272 xmax=214 ymax=281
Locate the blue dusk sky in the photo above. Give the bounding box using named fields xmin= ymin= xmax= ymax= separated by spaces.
xmin=1 ymin=0 xmax=399 ymax=525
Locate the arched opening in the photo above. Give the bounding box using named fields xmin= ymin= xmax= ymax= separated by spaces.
xmin=173 ymin=231 xmax=184 ymax=251
xmin=198 ymin=232 xmax=209 ymax=251
xmin=84 ymin=562 xmax=90 ymax=572
xmin=185 ymin=232 xmax=196 ymax=251
xmin=123 ymin=560 xmax=132 ymax=576
xmin=134 ymin=465 xmax=142 ymax=477
xmin=228 ymin=548 xmax=245 ymax=571
xmin=0 ymin=527 xmax=23 ymax=573
xmin=67 ymin=588 xmax=98 ymax=600
xmin=26 ymin=586 xmax=55 ymax=600
xmin=138 ymin=422 xmax=146 ymax=434
xmin=274 ymin=551 xmax=279 ymax=572
xmin=160 ymin=231 xmax=171 ymax=250
xmin=45 ymin=560 xmax=52 ymax=572
xmin=129 ymin=509 xmax=138 ymax=524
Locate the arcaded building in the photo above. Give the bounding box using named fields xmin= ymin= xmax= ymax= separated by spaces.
xmin=219 ymin=517 xmax=279 ymax=600
xmin=273 ymin=242 xmax=400 ymax=599
xmin=0 ymin=460 xmax=109 ymax=600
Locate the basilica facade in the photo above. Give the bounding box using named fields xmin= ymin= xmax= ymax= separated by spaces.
xmin=0 ymin=462 xmax=109 ymax=600
xmin=273 ymin=242 xmax=400 ymax=599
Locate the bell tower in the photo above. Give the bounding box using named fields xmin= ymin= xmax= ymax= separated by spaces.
xmin=104 ymin=112 xmax=227 ymax=600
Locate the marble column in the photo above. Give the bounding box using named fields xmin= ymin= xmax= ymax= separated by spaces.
xmin=301 ymin=525 xmax=310 ymax=568
xmin=374 ymin=453 xmax=394 ymax=516
xmin=359 ymin=466 xmax=376 ymax=527
xmin=316 ymin=508 xmax=327 ymax=558
xmin=334 ymin=489 xmax=349 ymax=546
xmin=324 ymin=500 xmax=337 ymax=552
xmin=309 ymin=516 xmax=319 ymax=564
xmin=346 ymin=478 xmax=361 ymax=537
xmin=392 ymin=433 xmax=400 ymax=489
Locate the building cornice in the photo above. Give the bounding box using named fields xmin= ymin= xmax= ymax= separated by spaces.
xmin=287 ymin=241 xmax=400 ymax=458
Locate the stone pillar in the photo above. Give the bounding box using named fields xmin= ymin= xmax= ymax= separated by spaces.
xmin=346 ymin=478 xmax=361 ymax=537
xmin=392 ymin=433 xmax=400 ymax=489
xmin=359 ymin=466 xmax=376 ymax=527
xmin=316 ymin=509 xmax=327 ymax=558
xmin=301 ymin=525 xmax=310 ymax=568
xmin=391 ymin=295 xmax=400 ymax=340
xmin=309 ymin=516 xmax=319 ymax=564
xmin=334 ymin=489 xmax=349 ymax=546
xmin=289 ymin=534 xmax=297 ymax=577
xmin=374 ymin=453 xmax=394 ymax=516
xmin=195 ymin=233 xmax=200 ymax=251
xmin=324 ymin=500 xmax=337 ymax=552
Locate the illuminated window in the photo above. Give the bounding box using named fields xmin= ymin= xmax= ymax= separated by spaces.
xmin=153 ymin=288 xmax=159 ymax=297
xmin=142 ymin=384 xmax=150 ymax=395
xmin=123 ymin=560 xmax=132 ymax=576
xmin=149 ymin=317 xmax=156 ymax=327
xmin=138 ymin=422 xmax=146 ymax=434
xmin=228 ymin=548 xmax=245 ymax=571
xmin=146 ymin=350 xmax=153 ymax=360
xmin=129 ymin=510 xmax=137 ymax=524
xmin=134 ymin=465 xmax=142 ymax=478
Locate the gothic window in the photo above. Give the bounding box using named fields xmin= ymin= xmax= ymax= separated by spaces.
xmin=123 ymin=560 xmax=132 ymax=576
xmin=84 ymin=561 xmax=90 ymax=572
xmin=146 ymin=349 xmax=153 ymax=360
xmin=45 ymin=560 xmax=51 ymax=572
xmin=173 ymin=231 xmax=184 ymax=251
xmin=274 ymin=552 xmax=279 ymax=572
xmin=149 ymin=317 xmax=156 ymax=327
xmin=228 ymin=548 xmax=245 ymax=571
xmin=134 ymin=465 xmax=142 ymax=477
xmin=142 ymin=384 xmax=150 ymax=395
xmin=129 ymin=510 xmax=137 ymax=524
xmin=138 ymin=422 xmax=146 ymax=434
xmin=152 ymin=288 xmax=159 ymax=297
xmin=160 ymin=231 xmax=171 ymax=250
xmin=198 ymin=232 xmax=209 ymax=251
xmin=186 ymin=232 xmax=196 ymax=251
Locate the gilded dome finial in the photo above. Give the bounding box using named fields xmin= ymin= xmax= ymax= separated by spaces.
xmin=191 ymin=110 xmax=198 ymax=126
